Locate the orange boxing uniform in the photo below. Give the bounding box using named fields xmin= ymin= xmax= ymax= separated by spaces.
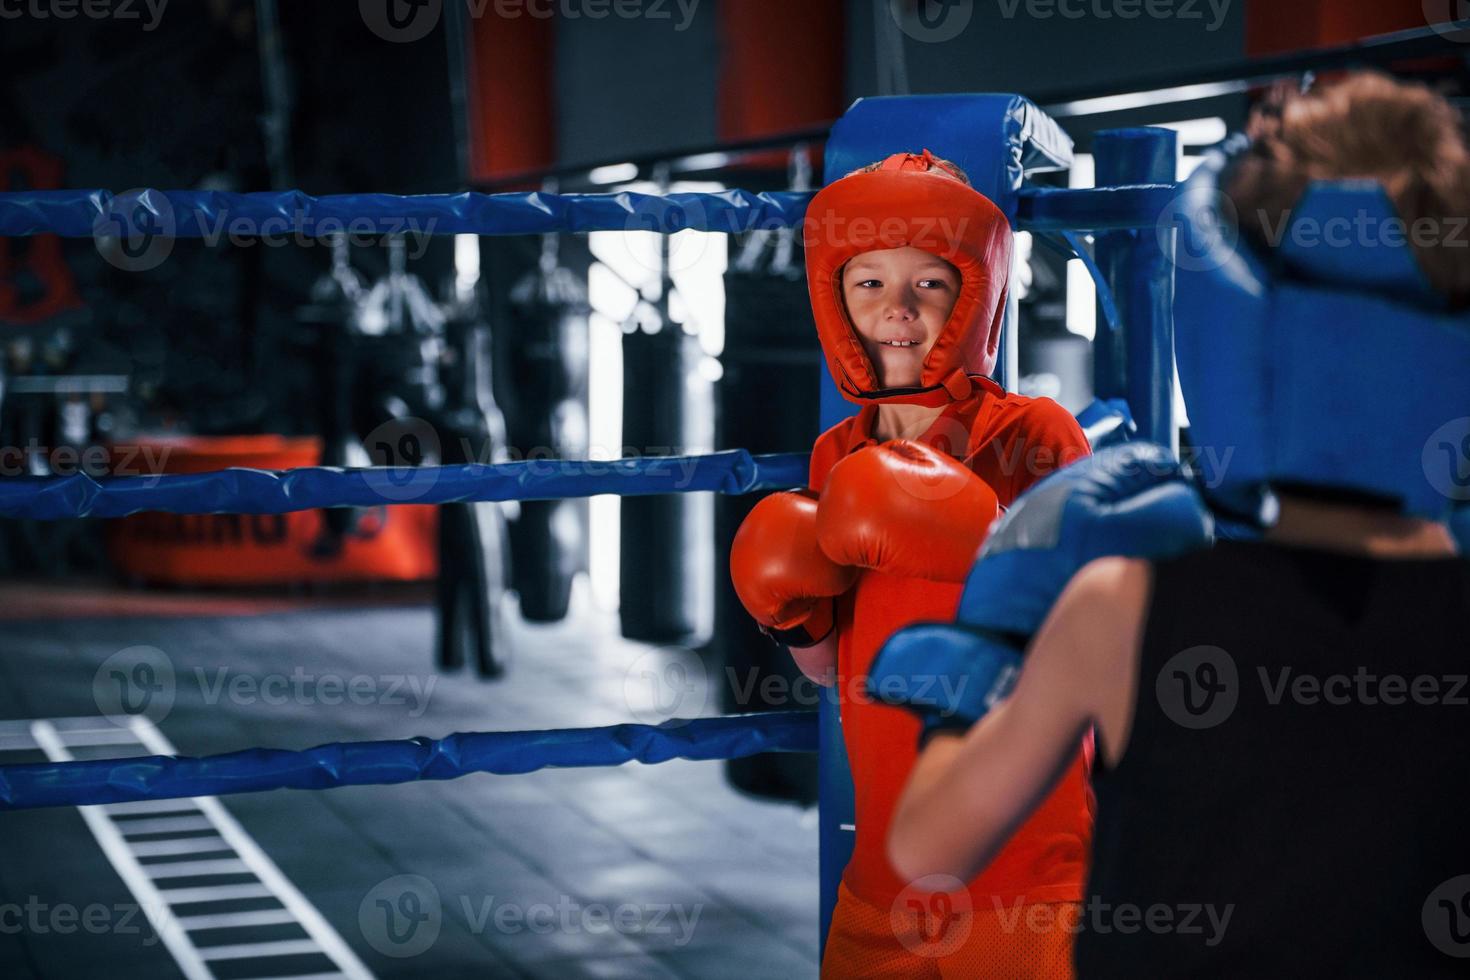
xmin=814 ymin=390 xmax=1092 ymax=978
xmin=803 ymin=151 xmax=1092 ymax=978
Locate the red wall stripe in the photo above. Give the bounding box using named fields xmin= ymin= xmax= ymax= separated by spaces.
xmin=718 ymin=0 xmax=845 ymax=170
xmin=466 ymin=11 xmax=555 ymax=183
xmin=1247 ymin=0 xmax=1428 ymax=56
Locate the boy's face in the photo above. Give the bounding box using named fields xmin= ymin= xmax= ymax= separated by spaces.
xmin=840 ymin=246 xmax=961 ymax=389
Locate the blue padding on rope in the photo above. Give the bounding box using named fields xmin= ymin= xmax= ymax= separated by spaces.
xmin=0 ymin=189 xmax=814 ymax=238
xmin=0 ymin=712 xmax=818 ymax=810
xmin=1017 ymin=184 xmax=1179 ymax=231
xmin=0 ymin=185 xmax=1178 ymax=238
xmin=0 ymin=450 xmax=809 ymax=520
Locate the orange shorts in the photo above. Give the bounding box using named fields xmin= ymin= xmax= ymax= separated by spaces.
xmin=822 ymin=882 xmax=1077 ymax=979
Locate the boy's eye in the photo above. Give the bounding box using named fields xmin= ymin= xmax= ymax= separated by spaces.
xmin=856 ymin=278 xmax=882 ymax=288
xmin=917 ymin=278 xmax=949 ymax=289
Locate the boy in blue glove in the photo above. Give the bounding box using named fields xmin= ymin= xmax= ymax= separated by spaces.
xmin=878 ymin=72 xmax=1470 ymax=978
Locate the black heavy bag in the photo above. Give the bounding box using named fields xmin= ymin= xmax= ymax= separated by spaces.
xmin=296 ymin=245 xmax=368 ymax=556
xmin=715 ymin=267 xmax=824 ymax=805
xmin=619 ymin=320 xmax=707 ymax=644
xmin=502 ymin=265 xmax=590 ymax=623
xmin=435 ymin=296 xmax=513 ymax=677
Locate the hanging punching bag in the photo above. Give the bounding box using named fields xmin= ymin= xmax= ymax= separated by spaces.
xmin=619 ymin=314 xmax=709 ymax=644
xmin=438 ymin=292 xmax=514 ymax=678
xmin=296 ymin=238 xmax=369 ymax=558
xmin=503 ymin=252 xmax=590 ymax=623
xmin=715 ymin=243 xmax=825 ymax=806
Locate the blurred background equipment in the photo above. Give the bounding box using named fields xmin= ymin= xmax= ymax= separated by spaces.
xmin=501 ymin=231 xmax=591 ymax=624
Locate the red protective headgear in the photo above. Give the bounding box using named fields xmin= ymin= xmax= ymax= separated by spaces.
xmin=804 ymin=148 xmax=1013 ymax=406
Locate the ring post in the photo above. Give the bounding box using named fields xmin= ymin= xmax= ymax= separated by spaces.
xmin=1093 ymin=127 xmax=1178 ymax=450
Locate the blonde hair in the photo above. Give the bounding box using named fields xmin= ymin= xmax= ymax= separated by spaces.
xmin=1226 ymin=71 xmax=1470 ymax=306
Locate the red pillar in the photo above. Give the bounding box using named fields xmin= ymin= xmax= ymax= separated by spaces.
xmin=465 ymin=12 xmax=556 ymax=184
xmin=1247 ymin=0 xmax=1428 ymax=56
xmin=718 ymin=0 xmax=845 ymax=170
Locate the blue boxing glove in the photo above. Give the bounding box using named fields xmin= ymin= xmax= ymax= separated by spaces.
xmin=866 ymin=442 xmax=1214 ymax=743
xmin=1451 ymin=504 xmax=1470 ymax=558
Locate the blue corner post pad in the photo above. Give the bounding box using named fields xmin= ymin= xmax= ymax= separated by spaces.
xmin=1075 ymin=397 xmax=1136 ymax=450
xmin=1451 ymin=504 xmax=1470 ymax=556
xmin=820 ymin=94 xmax=1074 ymax=218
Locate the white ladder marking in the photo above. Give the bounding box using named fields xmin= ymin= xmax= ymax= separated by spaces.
xmin=145 ymin=859 xmax=252 ymax=879
xmin=18 ymin=716 xmax=375 ymax=980
xmin=131 ymin=837 xmax=231 ymax=857
xmin=173 ymin=908 xmax=300 ymax=930
xmin=114 ymin=815 xmax=216 ymax=836
xmin=198 ymin=938 xmax=326 ymax=961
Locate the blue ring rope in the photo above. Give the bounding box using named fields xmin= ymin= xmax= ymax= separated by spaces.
xmin=0 ymin=184 xmax=1177 ymax=238
xmin=0 ymin=711 xmax=818 ymax=810
xmin=0 ymin=450 xmax=809 ymax=520
xmin=0 ymin=189 xmax=814 ymax=238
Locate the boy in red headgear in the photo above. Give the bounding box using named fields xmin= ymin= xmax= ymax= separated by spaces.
xmin=730 ymin=150 xmax=1092 ymax=977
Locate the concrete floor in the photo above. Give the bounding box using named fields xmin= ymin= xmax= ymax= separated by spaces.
xmin=0 ymin=580 xmax=821 ymax=979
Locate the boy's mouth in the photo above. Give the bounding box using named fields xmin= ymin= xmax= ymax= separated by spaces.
xmin=878 ymin=339 xmax=922 ymax=348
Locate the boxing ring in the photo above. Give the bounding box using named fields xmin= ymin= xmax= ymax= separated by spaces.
xmin=0 ymin=94 xmax=1181 ymax=959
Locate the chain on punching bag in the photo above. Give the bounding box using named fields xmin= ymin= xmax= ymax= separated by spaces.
xmin=503 ymin=235 xmax=590 ymax=623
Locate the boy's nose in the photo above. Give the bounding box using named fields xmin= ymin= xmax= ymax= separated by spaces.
xmin=884 ymin=294 xmax=919 ymax=319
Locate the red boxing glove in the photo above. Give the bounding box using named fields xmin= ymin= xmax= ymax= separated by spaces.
xmin=816 ymin=440 xmax=1000 ymax=582
xmin=730 ymin=490 xmax=859 ymax=646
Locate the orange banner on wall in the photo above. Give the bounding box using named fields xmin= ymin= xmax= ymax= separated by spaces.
xmin=106 ymin=435 xmax=438 ymax=586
